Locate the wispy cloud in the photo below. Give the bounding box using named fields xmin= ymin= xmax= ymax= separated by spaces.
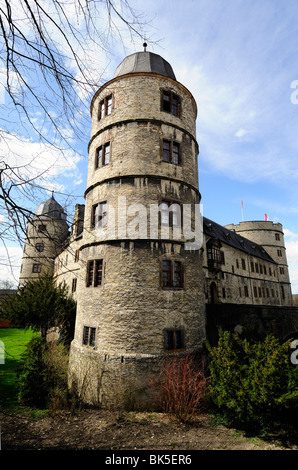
xmin=1 ymin=129 xmax=81 ymax=192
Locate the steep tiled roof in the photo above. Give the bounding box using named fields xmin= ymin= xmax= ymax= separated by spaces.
xmin=203 ymin=217 xmax=276 ymax=263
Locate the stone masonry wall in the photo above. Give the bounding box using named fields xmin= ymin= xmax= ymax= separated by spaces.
xmin=68 ymin=69 xmax=206 ymax=408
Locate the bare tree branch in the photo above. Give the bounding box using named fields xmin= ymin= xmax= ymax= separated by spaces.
xmin=0 ymin=0 xmax=153 ymax=273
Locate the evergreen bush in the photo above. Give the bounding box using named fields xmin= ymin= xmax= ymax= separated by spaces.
xmin=17 ymin=336 xmax=70 ymax=410
xmin=207 ymin=329 xmax=298 ymax=431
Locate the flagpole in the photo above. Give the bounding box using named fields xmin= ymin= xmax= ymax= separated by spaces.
xmin=241 ymin=200 xmax=244 ymax=221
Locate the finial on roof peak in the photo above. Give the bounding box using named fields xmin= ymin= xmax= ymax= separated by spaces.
xmin=143 ymin=42 xmax=147 ymax=52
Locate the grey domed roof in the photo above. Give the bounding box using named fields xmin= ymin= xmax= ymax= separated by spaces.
xmin=114 ymin=52 xmax=176 ymax=80
xmin=35 ymin=194 xmax=66 ymax=220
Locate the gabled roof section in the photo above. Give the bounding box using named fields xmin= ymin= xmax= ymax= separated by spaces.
xmin=203 ymin=217 xmax=276 ymax=263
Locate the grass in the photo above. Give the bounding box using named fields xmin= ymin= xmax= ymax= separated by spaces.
xmin=0 ymin=328 xmax=38 ymax=409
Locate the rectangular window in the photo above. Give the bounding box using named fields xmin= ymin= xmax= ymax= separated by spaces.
xmin=162 ymin=140 xmax=171 ymax=162
xmin=281 ymin=285 xmax=285 ymax=299
xmin=277 ymin=249 xmax=282 ymax=257
xmin=161 ymin=201 xmax=181 ymax=227
xmin=75 ymin=249 xmax=80 ymax=262
xmin=162 ymin=139 xmax=180 ymax=165
xmin=162 ymin=260 xmax=183 ymax=288
xmin=244 ymin=286 xmax=249 ymax=297
xmin=95 ymin=142 xmax=110 ymax=168
xmin=162 ymin=91 xmax=180 ymax=116
xmin=260 ymin=264 xmax=263 ymax=274
xmin=172 ymin=142 xmax=180 ymax=164
xmin=106 ymin=95 xmax=112 ymax=115
xmin=250 ymin=261 xmax=255 ymax=272
xmin=241 ymin=259 xmax=246 ymax=270
xmin=82 ymin=326 xmax=96 ymax=347
xmin=38 ymin=224 xmax=46 ymax=232
xmin=72 ymin=278 xmax=77 ymax=293
xmin=164 ymin=329 xmax=185 ymax=351
xmin=99 ymin=95 xmax=113 ymax=120
xmin=86 ymin=259 xmax=103 ymax=287
xmin=222 ymin=288 xmax=226 ymax=299
xmin=173 ymin=261 xmax=182 ymax=287
xmin=263 ymin=266 xmax=267 ymax=275
xmin=162 ymin=260 xmax=171 ymax=287
xmin=280 ymin=267 xmax=285 ymax=275
xmin=91 ymin=201 xmax=107 ymax=228
xmin=253 ymin=286 xmax=258 ymax=297
xmin=207 ymin=247 xmax=224 ymax=265
xmin=275 ymin=233 xmax=280 ymax=241
xmin=32 ymin=264 xmax=41 ymax=273
xmin=255 ymin=263 xmax=259 ymax=273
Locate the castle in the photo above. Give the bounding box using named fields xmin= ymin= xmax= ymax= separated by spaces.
xmin=19 ymin=50 xmax=294 ymax=407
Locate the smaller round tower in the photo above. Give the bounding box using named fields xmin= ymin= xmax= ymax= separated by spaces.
xmin=225 ymin=220 xmax=292 ymax=305
xmin=19 ymin=194 xmax=69 ymax=286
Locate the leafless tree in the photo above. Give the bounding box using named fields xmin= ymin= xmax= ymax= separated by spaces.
xmin=0 ymin=0 xmax=153 ymax=281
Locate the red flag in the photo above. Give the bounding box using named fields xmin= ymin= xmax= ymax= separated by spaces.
xmin=265 ymin=214 xmax=268 ymax=221
xmin=241 ymin=200 xmax=243 ymax=208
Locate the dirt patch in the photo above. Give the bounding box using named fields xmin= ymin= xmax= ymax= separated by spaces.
xmin=0 ymin=409 xmax=293 ymax=451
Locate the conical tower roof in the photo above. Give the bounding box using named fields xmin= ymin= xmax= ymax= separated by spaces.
xmin=114 ymin=51 xmax=176 ymax=80
xmin=34 ymin=194 xmax=66 ymax=220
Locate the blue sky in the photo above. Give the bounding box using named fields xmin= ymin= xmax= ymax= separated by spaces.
xmin=2 ymin=0 xmax=298 ymax=293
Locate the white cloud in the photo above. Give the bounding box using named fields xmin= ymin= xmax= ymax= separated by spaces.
xmin=0 ymin=245 xmax=23 ymax=287
xmin=0 ymin=129 xmax=81 ymax=192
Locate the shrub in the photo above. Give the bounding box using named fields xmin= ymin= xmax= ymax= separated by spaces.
xmin=17 ymin=336 xmax=70 ymax=411
xmin=207 ymin=329 xmax=298 ymax=430
xmin=151 ymin=353 xmax=208 ymax=423
xmin=17 ymin=336 xmax=48 ymax=407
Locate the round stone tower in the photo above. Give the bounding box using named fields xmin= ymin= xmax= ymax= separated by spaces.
xmin=19 ymin=194 xmax=69 ymax=287
xmin=68 ymin=50 xmax=206 ymax=408
xmin=225 ymin=220 xmax=292 ymax=306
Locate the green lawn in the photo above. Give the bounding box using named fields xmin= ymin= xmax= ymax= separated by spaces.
xmin=0 ymin=328 xmax=38 ymax=409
